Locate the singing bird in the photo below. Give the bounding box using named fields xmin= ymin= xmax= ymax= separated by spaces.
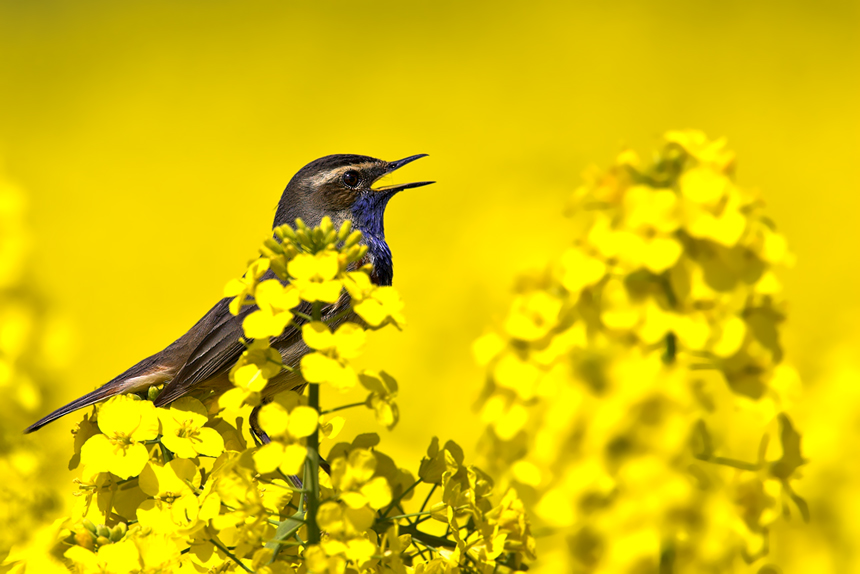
xmin=25 ymin=154 xmax=432 ymax=434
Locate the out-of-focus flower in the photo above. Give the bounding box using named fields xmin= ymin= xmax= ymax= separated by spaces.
xmin=360 ymin=371 xmax=400 ymax=429
xmin=0 ymin=177 xmax=71 ymax=561
xmin=476 ymin=131 xmax=805 ymax=573
xmin=344 ymin=272 xmax=407 ymax=329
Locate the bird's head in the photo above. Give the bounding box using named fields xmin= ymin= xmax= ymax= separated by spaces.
xmin=274 ymin=154 xmax=432 ymax=234
xmin=274 ymin=154 xmax=433 ymax=285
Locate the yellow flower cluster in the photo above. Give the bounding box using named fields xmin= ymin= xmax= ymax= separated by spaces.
xmin=220 ymin=218 xmax=405 ymax=413
xmin=0 ymin=176 xmax=66 ymax=561
xmin=7 ymin=218 xmax=534 ymax=573
xmin=475 ymin=131 xmax=806 ymax=572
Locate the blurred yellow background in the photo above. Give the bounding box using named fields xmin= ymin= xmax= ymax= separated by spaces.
xmin=1 ymin=0 xmax=858 ymax=571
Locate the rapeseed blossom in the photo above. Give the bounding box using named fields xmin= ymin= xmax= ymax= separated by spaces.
xmin=79 ymin=395 xmax=159 ymax=479
xmin=4 ymin=136 xmax=860 ymax=574
xmin=156 ymin=397 xmax=225 ymax=458
xmin=300 ymin=321 xmax=366 ymax=391
xmin=8 ymin=218 xmax=534 ymax=573
xmin=0 ymin=176 xmax=71 ymax=563
xmin=476 ymin=131 xmax=805 ymax=573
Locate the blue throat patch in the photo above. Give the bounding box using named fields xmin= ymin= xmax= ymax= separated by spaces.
xmin=351 ymin=191 xmax=395 ymax=286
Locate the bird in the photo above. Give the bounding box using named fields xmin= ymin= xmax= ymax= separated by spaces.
xmin=25 ymin=154 xmax=432 ymax=434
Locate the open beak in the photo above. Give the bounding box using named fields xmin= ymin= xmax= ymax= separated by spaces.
xmin=372 ymin=154 xmax=435 ymax=193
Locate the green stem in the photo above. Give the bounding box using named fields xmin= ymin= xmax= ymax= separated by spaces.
xmin=257 ymin=477 xmax=304 ymax=493
xmin=419 ymin=484 xmax=438 ymax=513
xmin=324 ymin=306 xmax=355 ymax=326
xmin=381 ymin=510 xmax=435 ymax=521
xmin=304 ymin=300 xmax=323 ymax=545
xmin=305 ymin=385 xmax=322 ymax=545
xmin=400 ymin=524 xmax=457 ymax=550
xmin=265 ymin=509 xmax=306 ymax=562
xmin=412 ymin=513 xmax=434 ymax=526
xmin=210 ymin=538 xmax=253 ymax=573
xmin=321 ymin=401 xmax=366 ymax=415
xmin=269 ymin=357 xmax=293 ymax=372
xmin=293 ymin=311 xmax=314 ymax=322
xmin=379 ymin=479 xmax=421 ymax=519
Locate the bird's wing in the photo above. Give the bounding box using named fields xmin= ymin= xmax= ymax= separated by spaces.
xmin=153 ymin=296 xmax=259 ymax=406
xmin=153 ymin=294 xmax=349 ymax=407
xmin=25 ymin=293 xmax=232 ymax=432
xmin=154 ymin=265 xmax=357 ymax=407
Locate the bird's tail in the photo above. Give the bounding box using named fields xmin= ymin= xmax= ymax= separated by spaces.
xmin=24 ymin=385 xmax=121 ymax=434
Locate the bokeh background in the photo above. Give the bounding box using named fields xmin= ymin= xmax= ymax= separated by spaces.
xmin=1 ymin=0 xmax=858 ymax=571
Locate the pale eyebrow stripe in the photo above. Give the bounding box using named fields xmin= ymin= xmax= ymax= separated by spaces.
xmin=307 ymin=162 xmax=381 ymax=187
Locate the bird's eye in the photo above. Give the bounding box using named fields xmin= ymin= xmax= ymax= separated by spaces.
xmin=342 ymin=170 xmax=360 ymax=188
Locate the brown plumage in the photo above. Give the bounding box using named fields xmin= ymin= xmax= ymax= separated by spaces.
xmin=25 ymin=154 xmax=432 ymax=434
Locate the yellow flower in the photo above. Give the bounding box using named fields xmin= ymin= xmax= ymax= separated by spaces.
xmin=472 ymin=332 xmax=506 ymax=366
xmin=210 ymin=462 xmax=269 ymax=540
xmin=137 ymin=479 xmax=219 ymax=536
xmin=493 ymin=352 xmax=542 ymax=400
xmin=242 ymin=279 xmax=301 ymax=339
xmin=480 ymin=394 xmax=529 ymax=440
xmin=64 ymin=538 xmax=141 ymax=574
xmin=257 ymin=399 xmax=319 ymax=440
xmin=343 ymin=270 xmax=374 ymax=299
xmin=359 ymin=371 xmax=400 ymax=430
xmin=238 ymin=339 xmax=285 ymax=379
xmin=353 ymin=286 xmax=406 ymax=329
xmin=301 ymin=352 xmax=359 ymax=391
xmin=418 ymin=438 xmax=463 ymax=485
xmin=558 ymin=247 xmax=606 ymax=294
xmin=252 ymin=397 xmax=318 ymax=474
xmin=330 ymin=449 xmax=392 ymax=511
xmin=288 ymin=251 xmax=343 ymax=303
xmin=319 ymin=414 xmax=345 ymax=440
xmin=484 ymin=489 xmax=537 ymax=560
xmin=157 ymin=397 xmax=225 ymax=458
xmin=139 ymin=459 xmax=200 ymax=499
xmin=504 ymin=291 xmax=563 ymax=342
xmin=302 ymin=321 xmax=366 ymax=358
xmin=623 ymin=186 xmax=680 ymax=234
xmin=80 ymin=395 xmax=159 ymax=479
xmin=224 ymin=257 xmax=271 ymax=315
xmin=253 ymin=442 xmax=309 ymax=476
xmin=472 ymin=131 xmax=806 ymax=573
xmin=132 ymin=533 xmax=185 ymax=572
xmin=299 ymin=323 xmax=366 ymax=391
xmin=221 ymin=339 xmax=284 ymax=410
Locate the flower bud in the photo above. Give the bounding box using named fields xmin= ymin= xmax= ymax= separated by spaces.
xmin=324 ymin=229 xmax=337 ymax=246
xmin=147 ymin=385 xmax=162 ymax=402
xmin=75 ymin=531 xmax=94 ymax=550
xmin=263 ymin=237 xmax=283 ymax=252
xmin=110 ymin=522 xmax=127 ymax=542
xmin=337 ymin=221 xmax=353 ymax=241
xmin=344 ymin=230 xmax=363 ymax=248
